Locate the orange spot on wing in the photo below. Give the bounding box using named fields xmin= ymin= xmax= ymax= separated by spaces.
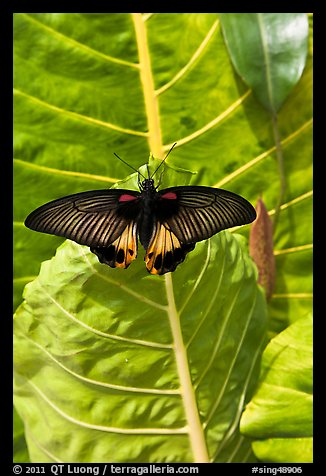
xmin=111 ymin=222 xmax=138 ymax=268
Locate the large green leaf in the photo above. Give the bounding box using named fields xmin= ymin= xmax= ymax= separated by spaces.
xmin=240 ymin=314 xmax=313 ymax=463
xmin=13 ymin=13 xmax=312 ymax=328
xmin=14 ymin=233 xmax=266 ymax=462
xmin=14 ymin=13 xmax=312 ymax=462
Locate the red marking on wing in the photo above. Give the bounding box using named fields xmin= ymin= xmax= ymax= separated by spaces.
xmin=161 ymin=192 xmax=177 ymax=200
xmin=118 ymin=194 xmax=138 ymax=202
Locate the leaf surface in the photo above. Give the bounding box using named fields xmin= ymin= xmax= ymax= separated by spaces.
xmin=13 ymin=407 xmax=30 ymax=463
xmin=14 ymin=234 xmax=266 ymax=462
xmin=219 ymin=13 xmax=309 ymax=112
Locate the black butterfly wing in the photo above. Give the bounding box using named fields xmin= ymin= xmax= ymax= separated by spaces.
xmin=155 ymin=185 xmax=256 ymax=244
xmin=25 ymin=189 xmax=141 ymax=268
xmin=144 ymin=186 xmax=255 ymax=275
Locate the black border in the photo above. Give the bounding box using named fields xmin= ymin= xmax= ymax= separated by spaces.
xmin=8 ymin=6 xmax=318 ymax=473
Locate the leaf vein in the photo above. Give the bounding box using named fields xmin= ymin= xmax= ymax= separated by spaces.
xmin=215 ymin=119 xmax=313 ymax=188
xmin=21 ymin=13 xmax=140 ymax=69
xmin=78 ymin=245 xmax=169 ymax=313
xmin=14 ymin=88 xmax=148 ymax=137
xmin=13 ymin=275 xmax=38 ymax=284
xmin=274 ymin=244 xmax=313 ymax=255
xmin=195 ymin=278 xmax=244 ymax=388
xmin=229 ymin=190 xmax=313 ymax=234
xmin=156 ymin=19 xmax=220 ymax=96
xmin=163 ymin=90 xmax=251 ymax=150
xmin=38 ymin=279 xmax=171 ymax=349
xmin=257 ymin=13 xmax=275 ymax=109
xmin=143 ymin=13 xmax=154 ymax=22
xmin=204 ymin=291 xmax=258 ymax=425
xmin=14 ymin=158 xmax=119 ymax=184
xmin=186 ymin=241 xmax=226 ymax=349
xmin=24 ymin=425 xmax=64 ymax=462
xmin=211 ymin=338 xmax=266 ymax=461
xmin=27 ymin=379 xmax=188 ymax=434
xmin=271 ymin=293 xmax=313 ymax=299
xmin=22 ymin=335 xmax=179 ymax=395
xmin=180 ymin=240 xmax=211 ymax=315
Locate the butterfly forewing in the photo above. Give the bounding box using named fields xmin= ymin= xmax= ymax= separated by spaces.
xmin=156 ymin=186 xmax=256 ymax=244
xmin=25 ymin=175 xmax=256 ymax=274
xmin=25 ymin=189 xmax=141 ymax=248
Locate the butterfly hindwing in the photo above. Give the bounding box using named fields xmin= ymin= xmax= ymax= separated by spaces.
xmin=24 ymin=189 xmax=141 ymax=248
xmin=91 ymin=221 xmax=138 ymax=269
xmin=156 ymin=186 xmax=256 ymax=244
xmin=145 ymin=221 xmax=195 ymax=275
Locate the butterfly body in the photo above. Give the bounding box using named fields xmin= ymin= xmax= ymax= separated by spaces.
xmin=136 ymin=180 xmax=159 ymax=249
xmin=25 ymin=174 xmax=256 ymax=275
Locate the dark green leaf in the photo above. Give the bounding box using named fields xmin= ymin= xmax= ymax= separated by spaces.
xmin=219 ymin=13 xmax=309 ymax=112
xmin=13 ymin=407 xmax=30 ymax=463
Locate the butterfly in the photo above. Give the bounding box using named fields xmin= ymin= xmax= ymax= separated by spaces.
xmin=25 ymin=145 xmax=256 ymax=275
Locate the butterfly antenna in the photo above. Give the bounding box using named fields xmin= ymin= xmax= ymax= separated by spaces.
xmin=113 ymin=152 xmax=146 ymax=180
xmin=150 ymin=142 xmax=177 ymax=179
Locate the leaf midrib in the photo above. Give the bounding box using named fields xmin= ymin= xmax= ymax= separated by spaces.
xmin=132 ymin=13 xmax=209 ymax=462
xmin=257 ymin=13 xmax=275 ymax=111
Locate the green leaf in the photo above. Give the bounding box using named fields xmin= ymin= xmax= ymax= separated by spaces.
xmin=240 ymin=314 xmax=313 ymax=463
xmin=14 ymin=233 xmax=267 ymax=462
xmin=219 ymin=13 xmax=309 ymax=113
